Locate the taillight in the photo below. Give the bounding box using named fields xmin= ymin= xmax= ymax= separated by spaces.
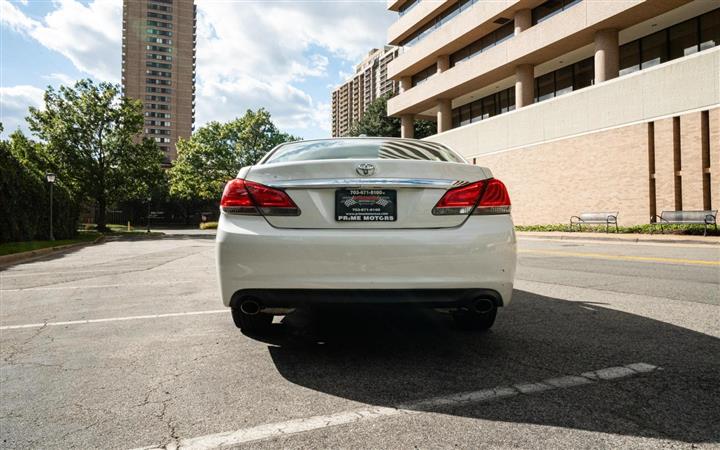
xmin=432 ymin=178 xmax=511 ymax=216
xmin=221 ymin=179 xmax=300 ymax=216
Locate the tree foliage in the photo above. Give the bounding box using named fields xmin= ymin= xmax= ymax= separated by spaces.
xmin=26 ymin=79 xmax=164 ymax=230
xmin=348 ymin=94 xmax=437 ymax=139
xmin=169 ymin=108 xmax=300 ymax=202
xmin=1 ymin=131 xmax=79 ymax=243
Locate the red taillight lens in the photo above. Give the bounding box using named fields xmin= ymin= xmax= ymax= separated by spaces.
xmin=221 ymin=179 xmax=300 ymax=216
xmin=432 ymin=178 xmax=511 ymax=216
xmin=221 ymin=179 xmax=256 ymax=214
xmin=432 ymin=181 xmax=484 ymax=215
xmin=474 ymin=178 xmax=511 ymax=215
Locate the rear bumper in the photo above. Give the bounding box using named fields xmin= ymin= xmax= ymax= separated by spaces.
xmin=216 ymin=214 xmax=516 ymax=307
xmin=229 ymin=288 xmax=504 ymax=309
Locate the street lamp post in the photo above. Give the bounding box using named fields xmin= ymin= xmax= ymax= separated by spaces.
xmin=46 ymin=172 xmax=56 ymax=241
xmin=147 ymin=196 xmax=152 ymax=233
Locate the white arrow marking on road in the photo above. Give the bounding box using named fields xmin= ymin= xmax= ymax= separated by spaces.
xmin=134 ymin=362 xmax=660 ymax=450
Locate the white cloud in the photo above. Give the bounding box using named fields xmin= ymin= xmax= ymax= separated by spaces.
xmin=1 ymin=0 xmax=394 ymax=137
xmin=0 ymin=0 xmax=121 ymax=81
xmin=194 ymin=1 xmax=394 ymax=134
xmin=0 ymin=85 xmax=44 ymax=135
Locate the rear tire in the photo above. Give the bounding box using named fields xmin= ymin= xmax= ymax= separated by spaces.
xmin=452 ymin=307 xmax=497 ymax=331
xmin=231 ymin=307 xmax=273 ymax=333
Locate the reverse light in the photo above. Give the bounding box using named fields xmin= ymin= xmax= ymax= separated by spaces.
xmin=221 ymin=179 xmax=300 ymax=216
xmin=432 ymin=178 xmax=511 ymax=216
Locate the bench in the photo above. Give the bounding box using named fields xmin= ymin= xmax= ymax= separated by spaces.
xmin=652 ymin=210 xmax=718 ymax=236
xmin=570 ymin=212 xmax=619 ymax=233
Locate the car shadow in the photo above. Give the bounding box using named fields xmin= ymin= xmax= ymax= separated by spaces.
xmin=253 ymin=290 xmax=720 ymax=444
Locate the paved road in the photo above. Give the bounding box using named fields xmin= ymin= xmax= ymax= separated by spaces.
xmin=1 ymin=235 xmax=718 ymax=449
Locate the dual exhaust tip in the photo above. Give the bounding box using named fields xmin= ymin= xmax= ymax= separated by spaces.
xmin=471 ymin=298 xmax=495 ymax=314
xmin=239 ymin=298 xmax=261 ymax=315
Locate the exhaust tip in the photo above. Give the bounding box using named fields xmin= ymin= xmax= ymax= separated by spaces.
xmin=239 ymin=298 xmax=261 ymax=315
xmin=472 ymin=298 xmax=495 ymax=314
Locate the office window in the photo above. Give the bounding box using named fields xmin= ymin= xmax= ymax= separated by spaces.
xmin=451 ymin=87 xmax=515 ymax=129
xmin=641 ymin=30 xmax=668 ymax=69
xmin=700 ymin=9 xmax=720 ymax=50
xmin=535 ymin=73 xmax=555 ymax=102
xmin=498 ymin=88 xmax=515 ymax=114
xmin=619 ymin=40 xmax=640 ymax=75
xmin=573 ymin=57 xmax=594 ymax=89
xmin=459 ymin=104 xmax=472 ymax=126
xmin=480 ymin=95 xmax=496 ymax=119
xmin=450 ymin=22 xmax=514 ymax=67
xmin=554 ymin=65 xmax=574 ymax=96
xmin=669 ymin=19 xmax=699 ymax=59
xmin=532 ymin=0 xmax=581 ymax=25
xmin=411 ymin=64 xmax=437 ymax=87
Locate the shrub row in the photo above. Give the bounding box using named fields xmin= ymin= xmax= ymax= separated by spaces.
xmin=0 ymin=147 xmax=79 ymax=243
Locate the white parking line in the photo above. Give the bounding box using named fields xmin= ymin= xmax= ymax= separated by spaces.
xmin=135 ymin=362 xmax=659 ymax=450
xmin=0 ymin=280 xmax=195 ymax=292
xmin=0 ymin=310 xmax=227 ymax=330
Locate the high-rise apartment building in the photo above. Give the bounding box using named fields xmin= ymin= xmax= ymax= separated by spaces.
xmin=122 ymin=0 xmax=196 ymax=164
xmin=386 ymin=0 xmax=719 ymax=225
xmin=331 ymin=46 xmax=400 ymax=137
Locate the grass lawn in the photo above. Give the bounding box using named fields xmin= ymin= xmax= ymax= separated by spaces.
xmin=0 ymin=232 xmax=100 ymax=257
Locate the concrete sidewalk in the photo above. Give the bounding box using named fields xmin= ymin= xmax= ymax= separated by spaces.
xmin=516 ymin=231 xmax=720 ymax=246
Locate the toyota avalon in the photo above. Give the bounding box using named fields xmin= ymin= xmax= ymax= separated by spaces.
xmin=216 ymin=138 xmax=516 ymax=333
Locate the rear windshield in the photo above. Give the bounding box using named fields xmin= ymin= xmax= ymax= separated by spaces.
xmin=263 ymin=139 xmax=465 ymax=164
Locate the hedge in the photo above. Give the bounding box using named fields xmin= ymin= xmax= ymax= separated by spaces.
xmin=0 ymin=146 xmax=79 ymax=243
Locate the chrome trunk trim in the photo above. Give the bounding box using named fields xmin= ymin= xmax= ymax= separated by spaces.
xmin=267 ymin=178 xmax=468 ymax=189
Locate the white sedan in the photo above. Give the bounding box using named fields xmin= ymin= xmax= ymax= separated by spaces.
xmin=216 ymin=138 xmax=516 ymax=333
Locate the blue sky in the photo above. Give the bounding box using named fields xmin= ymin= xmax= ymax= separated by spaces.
xmin=0 ymin=0 xmax=396 ymax=139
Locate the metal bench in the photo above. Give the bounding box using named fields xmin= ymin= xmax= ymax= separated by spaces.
xmin=652 ymin=210 xmax=718 ymax=236
xmin=570 ymin=212 xmax=619 ymax=233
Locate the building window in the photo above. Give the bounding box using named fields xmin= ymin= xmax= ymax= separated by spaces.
xmin=146 ymin=69 xmax=172 ymax=77
xmin=451 ymin=87 xmax=515 ymax=128
xmin=147 ymin=12 xmax=172 ymax=21
xmin=146 ymin=61 xmax=172 ymax=69
xmin=147 ymin=20 xmax=172 ymax=29
xmin=147 ymin=53 xmax=172 ymax=61
xmin=398 ymin=0 xmax=421 ymax=17
xmin=669 ymin=18 xmax=699 ymax=59
xmin=399 ymin=0 xmax=480 ymax=47
xmin=700 ymin=9 xmax=720 ymax=50
xmin=619 ymin=40 xmax=640 ymax=76
xmin=450 ymin=22 xmax=514 ymax=67
xmin=147 ymin=28 xmax=172 ymax=37
xmin=411 ymin=63 xmax=437 ymax=87
xmin=531 ymin=0 xmax=582 ymax=25
xmin=619 ymin=9 xmax=719 ymax=76
xmin=534 ymin=57 xmax=595 ymax=103
xmin=640 ymin=30 xmax=668 ymax=69
xmin=148 ymin=3 xmax=172 ymax=13
xmin=146 ymin=37 xmax=172 ymax=45
xmin=146 ymin=45 xmax=172 ymax=53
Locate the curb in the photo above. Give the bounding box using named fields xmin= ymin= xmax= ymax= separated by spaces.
xmin=0 ymin=235 xmax=106 ymax=268
xmin=516 ymin=231 xmax=720 ymax=246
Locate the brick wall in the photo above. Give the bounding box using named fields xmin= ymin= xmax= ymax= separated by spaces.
xmin=473 ymin=107 xmax=719 ymax=226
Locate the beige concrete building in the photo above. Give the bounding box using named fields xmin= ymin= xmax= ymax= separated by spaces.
xmin=386 ymin=0 xmax=719 ymax=225
xmin=331 ymin=46 xmax=400 ymax=137
xmin=122 ymin=0 xmax=196 ymax=164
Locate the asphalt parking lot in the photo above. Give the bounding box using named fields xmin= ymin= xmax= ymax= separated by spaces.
xmin=1 ymin=234 xmax=719 ymax=449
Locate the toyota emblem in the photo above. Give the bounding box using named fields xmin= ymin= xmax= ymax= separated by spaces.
xmin=356 ymin=163 xmax=376 ymax=176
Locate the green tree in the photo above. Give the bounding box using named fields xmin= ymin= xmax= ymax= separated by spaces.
xmin=27 ymin=79 xmax=164 ymax=231
xmin=348 ymin=94 xmax=437 ymax=139
xmin=169 ymin=108 xmax=299 ymax=202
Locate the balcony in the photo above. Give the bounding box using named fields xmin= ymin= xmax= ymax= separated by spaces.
xmin=388 ymin=0 xmax=691 ymax=115
xmin=424 ymin=47 xmax=720 ymax=157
